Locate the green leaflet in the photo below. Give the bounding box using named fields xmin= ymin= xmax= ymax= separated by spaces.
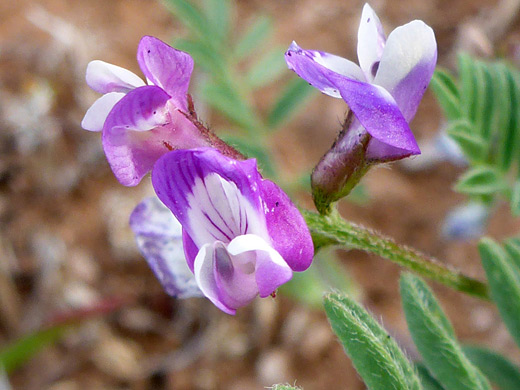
xmin=445 ymin=119 xmax=487 ymax=163
xmin=415 ymin=364 xmax=445 ymax=390
xmin=430 ymin=68 xmax=461 ymax=120
xmin=454 ymin=166 xmax=507 ymax=196
xmin=463 ymin=345 xmax=520 ymax=390
xmin=246 ymin=47 xmax=287 ymax=88
xmin=511 ymin=181 xmax=520 ymax=216
xmin=268 ymin=78 xmax=315 ymax=128
xmin=503 ymin=237 xmax=520 ymax=270
xmin=432 ymin=55 xmax=520 ymax=211
xmin=164 ymin=0 xmax=218 ymax=49
xmin=479 ymin=238 xmax=520 ymax=349
xmin=0 ymin=325 xmax=68 ymax=373
xmin=400 ymin=274 xmax=491 ymax=390
xmin=324 ymin=292 xmax=421 ymax=390
xmin=202 ymin=0 xmax=231 ymax=44
xmin=234 ymin=16 xmax=273 ymax=59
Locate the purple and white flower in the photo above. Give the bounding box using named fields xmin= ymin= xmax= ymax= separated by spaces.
xmin=130 ymin=196 xmax=203 ymax=298
xmin=285 ymin=3 xmax=437 ymax=162
xmin=145 ymin=148 xmax=314 ymax=315
xmin=81 ymin=36 xmax=212 ymax=186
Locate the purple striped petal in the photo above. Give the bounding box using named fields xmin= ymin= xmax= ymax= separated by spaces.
xmin=152 ymin=148 xmax=266 ymax=247
xmin=259 ymin=179 xmax=313 ymax=272
xmin=357 ymin=4 xmax=386 ymax=81
xmin=137 ymin=36 xmax=193 ymax=112
xmin=285 ymin=42 xmax=365 ymax=98
xmin=130 ymin=197 xmax=202 ymax=298
xmin=86 ymin=60 xmax=145 ymax=94
xmin=193 ymin=243 xmax=236 ymax=314
xmin=373 ymin=20 xmax=437 ymax=121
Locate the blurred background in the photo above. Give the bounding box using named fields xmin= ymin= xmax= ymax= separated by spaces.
xmin=1 ymin=0 xmax=520 ymax=388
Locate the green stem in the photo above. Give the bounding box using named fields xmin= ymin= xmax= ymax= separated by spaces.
xmin=303 ymin=210 xmax=490 ymax=300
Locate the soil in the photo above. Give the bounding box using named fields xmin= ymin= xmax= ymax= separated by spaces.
xmin=1 ymin=0 xmax=519 ymax=389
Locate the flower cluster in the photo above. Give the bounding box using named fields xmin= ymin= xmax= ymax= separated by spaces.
xmin=83 ymin=37 xmax=313 ymax=314
xmin=82 ymin=4 xmax=436 ymax=313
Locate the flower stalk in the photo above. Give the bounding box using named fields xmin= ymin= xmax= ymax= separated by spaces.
xmin=303 ymin=210 xmax=490 ymax=300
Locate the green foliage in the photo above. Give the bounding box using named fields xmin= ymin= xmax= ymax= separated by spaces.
xmin=0 ymin=325 xmax=68 ymax=373
xmin=463 ymin=345 xmax=520 ymax=390
xmin=431 ymin=54 xmax=520 ymax=212
xmin=323 ymin=292 xmax=422 ymax=390
xmin=479 ymin=238 xmax=520 ymax=349
xmin=415 ymin=364 xmax=445 ymax=390
xmin=165 ymin=0 xmax=316 ymax=151
xmin=400 ymin=273 xmax=491 ymax=390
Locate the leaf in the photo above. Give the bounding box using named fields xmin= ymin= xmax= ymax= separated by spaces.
xmin=430 ymin=68 xmax=461 ymax=120
xmin=445 ymin=119 xmax=487 ymax=162
xmin=246 ymin=47 xmax=287 ymax=88
xmin=202 ymin=0 xmax=231 ymax=43
xmin=497 ymin=64 xmax=519 ymax=171
xmin=479 ymin=238 xmax=520 ymax=349
xmin=463 ymin=345 xmax=520 ymax=390
xmin=454 ymin=166 xmax=507 ymax=196
xmin=234 ymin=16 xmax=273 ymax=59
xmin=511 ymin=181 xmax=520 ymax=216
xmin=400 ymin=273 xmax=491 ymax=390
xmin=415 ymin=364 xmax=445 ymax=390
xmin=503 ymin=237 xmax=520 ymax=271
xmin=164 ymin=0 xmax=216 ymax=47
xmin=458 ymin=53 xmax=479 ymax=122
xmin=267 ymin=78 xmax=316 ymax=128
xmin=173 ymin=38 xmax=224 ymax=74
xmin=201 ymin=82 xmax=262 ymax=131
xmin=324 ymin=292 xmax=422 ymax=390
xmin=471 ymin=60 xmax=489 ymax=137
xmin=0 ymin=325 xmax=68 ymax=373
xmin=479 ymin=62 xmax=495 ymax=142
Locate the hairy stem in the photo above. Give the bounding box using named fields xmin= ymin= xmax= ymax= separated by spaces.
xmin=303 ymin=210 xmax=490 ymax=300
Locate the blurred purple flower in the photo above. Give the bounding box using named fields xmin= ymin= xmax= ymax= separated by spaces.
xmin=285 ymin=3 xmax=437 ymax=162
xmin=130 ymin=196 xmax=203 ymax=298
xmin=81 ymin=36 xmax=212 ymax=186
xmin=146 ymin=148 xmax=314 ymax=314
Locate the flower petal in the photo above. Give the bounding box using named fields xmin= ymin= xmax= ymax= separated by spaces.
xmin=194 ymin=243 xmax=236 ymax=314
xmin=102 ymin=85 xmax=171 ymax=133
xmin=81 ymin=92 xmax=125 ymax=132
xmin=259 ymin=179 xmax=314 ymax=272
xmin=333 ymin=77 xmax=420 ymax=155
xmin=357 ymin=4 xmax=386 ymax=81
xmin=86 ymin=60 xmax=145 ymax=94
xmin=227 ymin=234 xmax=292 ymax=298
xmin=373 ymin=20 xmax=437 ymax=121
xmin=285 ymin=41 xmax=365 ymax=98
xmin=130 ymin=197 xmax=203 ymax=298
xmin=152 ymin=149 xmax=268 ymax=247
xmin=103 ymin=107 xmax=202 ymax=186
xmin=137 ymin=36 xmax=193 ymax=111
